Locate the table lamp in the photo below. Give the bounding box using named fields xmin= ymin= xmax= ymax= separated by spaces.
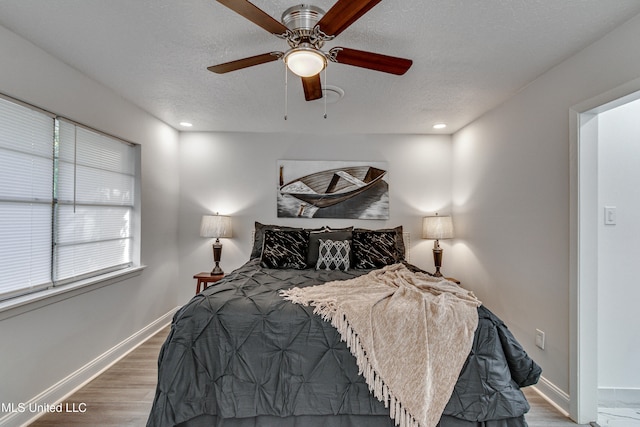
xmin=422 ymin=214 xmax=454 ymax=277
xmin=200 ymin=213 xmax=232 ymax=275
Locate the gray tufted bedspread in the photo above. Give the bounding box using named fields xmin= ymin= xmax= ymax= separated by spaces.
xmin=147 ymin=259 xmax=541 ymax=427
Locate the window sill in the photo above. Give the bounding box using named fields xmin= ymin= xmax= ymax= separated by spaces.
xmin=0 ymin=265 xmax=147 ymax=321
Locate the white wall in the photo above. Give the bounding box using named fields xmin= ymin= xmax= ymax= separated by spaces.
xmin=4 ymin=7 xmax=640 ymax=422
xmin=0 ymin=23 xmax=181 ymax=422
xmin=178 ymin=131 xmax=453 ymax=298
xmin=597 ymin=99 xmax=640 ymax=401
xmin=451 ymin=12 xmax=640 ymax=412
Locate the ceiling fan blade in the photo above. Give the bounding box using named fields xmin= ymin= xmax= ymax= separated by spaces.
xmin=317 ymin=0 xmax=381 ymax=37
xmin=208 ymin=52 xmax=283 ymax=74
xmin=302 ymin=74 xmax=323 ymax=101
xmin=331 ymin=47 xmax=412 ymax=75
xmin=216 ymin=0 xmax=288 ymax=35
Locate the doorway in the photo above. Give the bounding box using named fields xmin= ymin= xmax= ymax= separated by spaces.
xmin=571 ymin=83 xmax=640 ymax=425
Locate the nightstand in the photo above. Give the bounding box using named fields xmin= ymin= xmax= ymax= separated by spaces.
xmin=193 ymin=272 xmax=224 ymax=294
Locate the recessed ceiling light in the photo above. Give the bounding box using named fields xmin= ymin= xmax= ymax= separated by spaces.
xmin=180 ymin=122 xmax=193 ymax=127
xmin=433 ymin=123 xmax=447 ymax=129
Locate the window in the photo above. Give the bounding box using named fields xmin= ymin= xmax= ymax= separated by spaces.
xmin=0 ymin=95 xmax=139 ymax=302
xmin=0 ymin=97 xmax=54 ymax=300
xmin=54 ymin=119 xmax=137 ymax=283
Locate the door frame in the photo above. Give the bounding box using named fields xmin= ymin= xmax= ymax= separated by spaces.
xmin=569 ymin=78 xmax=640 ymax=423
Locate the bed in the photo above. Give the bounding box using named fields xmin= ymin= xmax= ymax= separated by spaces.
xmin=147 ymin=224 xmax=541 ymax=427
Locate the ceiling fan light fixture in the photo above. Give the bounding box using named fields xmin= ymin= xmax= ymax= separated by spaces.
xmin=284 ymin=47 xmax=326 ymax=77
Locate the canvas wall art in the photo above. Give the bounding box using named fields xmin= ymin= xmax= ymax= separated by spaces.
xmin=277 ymin=160 xmax=389 ymax=219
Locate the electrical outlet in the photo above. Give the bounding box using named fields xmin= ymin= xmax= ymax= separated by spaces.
xmin=535 ymin=329 xmax=545 ymax=350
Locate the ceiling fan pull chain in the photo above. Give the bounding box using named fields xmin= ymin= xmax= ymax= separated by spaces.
xmin=323 ymin=67 xmax=327 ymax=119
xmin=284 ymin=65 xmax=288 ymax=120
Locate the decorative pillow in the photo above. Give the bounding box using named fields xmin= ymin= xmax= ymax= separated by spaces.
xmin=354 ymin=225 xmax=405 ymax=261
xmin=352 ymin=230 xmax=399 ymax=269
xmin=315 ymin=239 xmax=351 ymax=271
xmin=250 ymin=222 xmax=320 ymax=259
xmin=260 ymin=229 xmax=309 ymax=269
xmin=306 ymin=228 xmax=353 ymax=267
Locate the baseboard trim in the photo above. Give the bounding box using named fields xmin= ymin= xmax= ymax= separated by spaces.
xmin=0 ymin=306 xmax=179 ymax=427
xmin=531 ymin=375 xmax=571 ymax=416
xmin=598 ymin=387 xmax=640 ymax=408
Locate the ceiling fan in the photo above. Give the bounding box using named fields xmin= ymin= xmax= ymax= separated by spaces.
xmin=207 ymin=0 xmax=413 ymax=101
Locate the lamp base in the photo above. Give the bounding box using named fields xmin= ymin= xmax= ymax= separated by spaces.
xmin=210 ymin=263 xmax=224 ymax=275
xmin=432 ymin=245 xmax=444 ymax=277
xmin=211 ymin=239 xmax=224 ymax=275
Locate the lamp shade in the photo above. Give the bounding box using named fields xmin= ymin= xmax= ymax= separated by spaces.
xmin=200 ymin=214 xmax=232 ymax=239
xmin=284 ymin=47 xmax=327 ymax=77
xmin=422 ymin=215 xmax=454 ymax=240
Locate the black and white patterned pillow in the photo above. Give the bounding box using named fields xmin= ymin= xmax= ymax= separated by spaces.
xmin=251 ymin=222 xmax=322 ymax=259
xmin=260 ymin=229 xmax=309 ymax=269
xmin=306 ymin=228 xmax=353 ymax=267
xmin=352 ymin=230 xmax=398 ymax=269
xmin=354 ymin=226 xmax=405 ymax=261
xmin=315 ymin=239 xmax=351 ymax=271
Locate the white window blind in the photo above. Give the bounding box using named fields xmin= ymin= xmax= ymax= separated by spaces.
xmin=0 ymin=94 xmax=139 ymax=303
xmin=0 ymin=97 xmax=54 ymax=300
xmin=54 ymin=120 xmax=136 ymax=283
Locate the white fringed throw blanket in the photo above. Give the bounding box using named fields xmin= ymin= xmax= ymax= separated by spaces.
xmin=280 ymin=264 xmax=481 ymax=427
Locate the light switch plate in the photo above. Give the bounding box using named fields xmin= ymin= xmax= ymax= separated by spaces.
xmin=604 ymin=206 xmax=617 ymax=225
xmin=535 ymin=329 xmax=545 ymax=350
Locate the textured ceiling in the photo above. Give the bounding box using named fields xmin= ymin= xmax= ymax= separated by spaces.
xmin=1 ymin=1 xmax=640 ymax=134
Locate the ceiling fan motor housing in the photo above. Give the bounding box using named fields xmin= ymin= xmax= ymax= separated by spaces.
xmin=281 ymin=4 xmax=327 ymax=49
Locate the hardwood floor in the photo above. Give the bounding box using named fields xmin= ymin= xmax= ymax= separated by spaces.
xmin=29 ymin=326 xmax=589 ymax=426
xmin=523 ymin=389 xmax=591 ymax=427
xmin=29 ymin=326 xmax=169 ymax=427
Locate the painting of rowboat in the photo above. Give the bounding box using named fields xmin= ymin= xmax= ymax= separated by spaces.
xmin=277 ymin=160 xmax=389 ymax=219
